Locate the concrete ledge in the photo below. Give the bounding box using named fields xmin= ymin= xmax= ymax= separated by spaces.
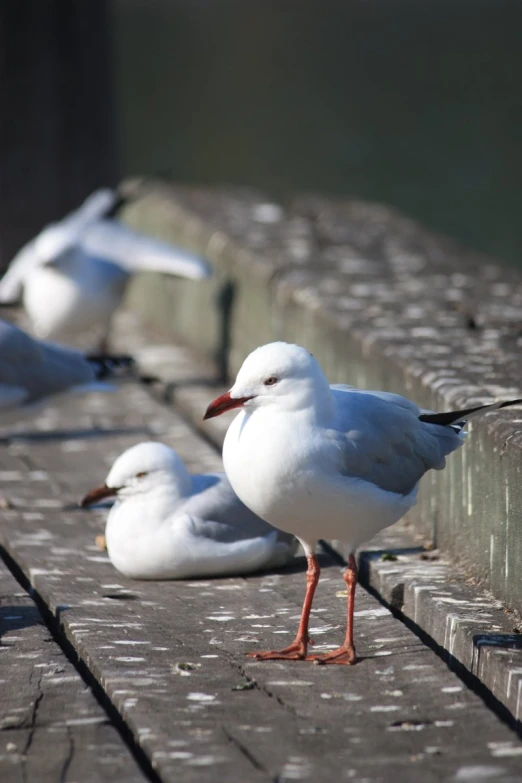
xmin=121 ymin=182 xmax=522 ymax=613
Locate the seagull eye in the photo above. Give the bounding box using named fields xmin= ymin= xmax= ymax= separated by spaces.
xmin=264 ymin=376 xmax=278 ymax=386
xmin=136 ymin=471 xmax=148 ymax=478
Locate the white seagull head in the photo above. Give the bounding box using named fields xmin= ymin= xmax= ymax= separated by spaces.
xmin=80 ymin=441 xmax=192 ymax=506
xmin=204 ymin=341 xmax=332 ymax=419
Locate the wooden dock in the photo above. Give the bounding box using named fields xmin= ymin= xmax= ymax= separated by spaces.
xmin=1 ymin=315 xmax=522 ymax=782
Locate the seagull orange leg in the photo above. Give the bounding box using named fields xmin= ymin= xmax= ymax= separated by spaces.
xmin=246 ymin=553 xmax=320 ymax=661
xmin=308 ymin=554 xmax=357 ymax=665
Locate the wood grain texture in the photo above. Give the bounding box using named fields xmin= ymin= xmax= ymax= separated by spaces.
xmin=0 ymin=377 xmax=522 ymax=781
xmin=0 ymin=560 xmax=146 ymax=782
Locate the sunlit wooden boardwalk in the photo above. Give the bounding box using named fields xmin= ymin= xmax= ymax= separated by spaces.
xmin=1 ymin=313 xmax=522 ymax=782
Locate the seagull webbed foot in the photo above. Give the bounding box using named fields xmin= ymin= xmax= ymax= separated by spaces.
xmin=307 ymin=644 xmax=356 ymax=666
xmin=246 ymin=637 xmax=311 ymax=661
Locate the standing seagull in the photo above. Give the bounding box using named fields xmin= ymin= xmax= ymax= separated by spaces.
xmin=0 ymin=318 xmax=134 ymax=409
xmin=80 ymin=441 xmax=296 ymax=580
xmin=204 ymin=342 xmax=522 ymax=665
xmin=0 ymin=188 xmax=211 ymax=350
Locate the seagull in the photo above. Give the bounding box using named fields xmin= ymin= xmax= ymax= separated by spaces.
xmin=204 ymin=341 xmax=522 ymax=665
xmin=0 ymin=188 xmax=211 ymax=350
xmin=79 ymin=441 xmax=296 ymax=580
xmin=0 ymin=318 xmax=134 ymax=409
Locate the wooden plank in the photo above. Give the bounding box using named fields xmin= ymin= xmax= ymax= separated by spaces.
xmin=0 ymin=560 xmax=147 ymax=782
xmin=1 ymin=381 xmax=522 ymax=781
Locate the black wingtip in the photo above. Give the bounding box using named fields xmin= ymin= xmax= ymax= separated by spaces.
xmin=498 ymin=398 xmax=522 ymax=410
xmin=87 ymin=354 xmax=135 ymax=379
xmin=104 ymin=193 xmax=133 ymax=219
xmin=419 ymin=398 xmax=522 ymax=428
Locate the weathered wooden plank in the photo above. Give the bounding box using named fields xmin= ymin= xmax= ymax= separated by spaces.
xmin=1 ymin=382 xmax=522 ymax=781
xmin=0 ymin=559 xmax=147 ymax=782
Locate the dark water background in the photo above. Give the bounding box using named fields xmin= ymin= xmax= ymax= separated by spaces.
xmin=113 ymin=0 xmax=522 ymax=266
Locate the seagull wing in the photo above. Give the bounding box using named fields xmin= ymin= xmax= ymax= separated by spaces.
xmin=60 ymin=188 xmax=117 ymax=234
xmin=0 ymin=385 xmax=29 ymax=409
xmin=177 ymin=473 xmax=296 ymax=572
xmin=331 ymin=387 xmax=465 ymax=496
xmin=170 ymin=511 xmax=279 ymax=578
xmin=80 ymin=220 xmax=211 ymax=279
xmin=185 ymin=473 xmax=288 ymax=540
xmin=0 ymin=189 xmax=117 ymax=303
xmin=0 ymin=319 xmax=97 ymax=407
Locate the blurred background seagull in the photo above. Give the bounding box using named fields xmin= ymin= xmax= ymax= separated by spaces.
xmin=80 ymin=441 xmax=296 ymax=580
xmin=0 ymin=318 xmax=135 ymax=409
xmin=0 ymin=188 xmax=211 ymax=351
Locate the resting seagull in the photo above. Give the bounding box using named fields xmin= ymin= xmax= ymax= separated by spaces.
xmin=0 ymin=318 xmax=134 ymax=409
xmin=0 ymin=188 xmax=211 ymax=350
xmin=80 ymin=441 xmax=296 ymax=580
xmin=204 ymin=341 xmax=522 ymax=665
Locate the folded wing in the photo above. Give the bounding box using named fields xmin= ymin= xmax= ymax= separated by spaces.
xmin=331 ymin=387 xmax=466 ymax=496
xmin=0 ymin=319 xmax=109 ymax=407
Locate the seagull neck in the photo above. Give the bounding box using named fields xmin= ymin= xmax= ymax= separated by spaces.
xmin=267 ymin=384 xmax=335 ymax=426
xmin=301 ymin=381 xmax=335 ymax=426
xmin=121 ymin=482 xmax=185 ymax=520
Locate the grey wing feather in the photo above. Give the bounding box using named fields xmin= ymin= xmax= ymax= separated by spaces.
xmin=330 ymin=383 xmax=356 ymax=392
xmin=180 ymin=473 xmax=294 ymax=546
xmin=62 ymin=189 xmax=116 ymax=229
xmin=0 ymin=386 xmax=29 ymax=408
xmin=0 ymin=320 xmax=95 ymax=406
xmin=0 ymin=189 xmax=117 ymax=304
xmin=331 ymin=387 xmax=464 ymax=495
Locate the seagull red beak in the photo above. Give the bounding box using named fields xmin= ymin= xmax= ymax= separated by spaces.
xmin=203 ymin=391 xmax=253 ymax=420
xmin=79 ymin=483 xmax=117 ymax=508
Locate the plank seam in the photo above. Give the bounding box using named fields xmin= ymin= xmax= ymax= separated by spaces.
xmin=0 ymin=545 xmax=162 ymax=783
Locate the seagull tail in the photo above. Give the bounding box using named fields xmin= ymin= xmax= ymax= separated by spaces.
xmin=419 ymin=398 xmax=522 ymax=432
xmin=86 ymin=354 xmax=136 ymax=380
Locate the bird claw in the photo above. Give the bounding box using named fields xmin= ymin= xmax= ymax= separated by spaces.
xmin=307 ymin=645 xmax=356 ymax=666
